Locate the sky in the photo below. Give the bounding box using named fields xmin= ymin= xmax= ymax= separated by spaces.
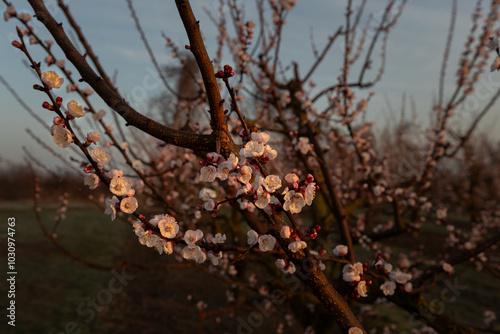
xmin=1 ymin=0 xmax=499 ymax=168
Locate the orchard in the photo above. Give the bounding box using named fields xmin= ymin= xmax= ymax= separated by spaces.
xmin=1 ymin=0 xmax=500 ymax=333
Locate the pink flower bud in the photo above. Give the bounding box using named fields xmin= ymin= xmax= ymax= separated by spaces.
xmin=86 ymin=131 xmax=100 ymax=145
xmin=53 ymin=117 xmax=64 ymax=125
xmin=42 ymin=101 xmax=54 ymax=110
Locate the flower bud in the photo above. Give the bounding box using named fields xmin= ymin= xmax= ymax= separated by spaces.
xmin=260 ymin=154 xmax=270 ymax=163
xmin=11 ymin=40 xmax=22 ymax=49
xmin=53 ymin=117 xmax=64 ymax=125
xmin=86 ymin=131 xmax=100 ymax=145
xmin=42 ymin=101 xmax=54 ymax=110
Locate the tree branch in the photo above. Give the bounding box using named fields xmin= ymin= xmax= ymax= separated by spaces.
xmin=27 ymin=0 xmax=215 ymax=152
xmin=175 ymin=0 xmax=237 ymax=156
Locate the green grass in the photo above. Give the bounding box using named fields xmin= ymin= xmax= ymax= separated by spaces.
xmin=351 ymin=218 xmax=500 ymax=333
xmin=0 ymin=202 xmax=498 ymax=334
xmin=0 ymin=202 xmax=130 ymax=334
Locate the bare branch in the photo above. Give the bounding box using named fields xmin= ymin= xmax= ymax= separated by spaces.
xmin=28 ymin=0 xmax=216 ymax=152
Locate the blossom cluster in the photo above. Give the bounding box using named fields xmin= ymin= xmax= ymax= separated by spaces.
xmin=133 ymin=215 xmax=227 ymax=266
xmin=340 ymin=253 xmax=414 ymax=299
xmin=198 ymin=132 xmax=317 ymax=216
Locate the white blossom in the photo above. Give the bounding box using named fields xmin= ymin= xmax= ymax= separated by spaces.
xmin=182 ymin=245 xmax=206 ymax=263
xmin=255 ymin=186 xmax=271 ymax=209
xmin=56 ymin=59 xmax=66 ymax=68
xmin=247 ymin=229 xmax=259 ymax=245
xmin=285 ymin=173 xmax=299 ymax=184
xmin=17 ymin=12 xmax=32 ymax=21
xmin=342 ymin=262 xmax=363 ymax=282
xmin=83 ymin=173 xmax=99 ymax=190
xmin=333 ymin=245 xmax=348 ymax=257
xmin=200 ymin=165 xmax=217 ymax=182
xmin=442 ymin=262 xmax=453 ymax=274
xmin=263 ymin=145 xmax=277 ymax=160
xmin=258 ymin=234 xmax=276 ymax=252
xmin=199 ymin=188 xmax=217 ymax=201
xmin=240 ymin=140 xmax=265 ymax=158
xmin=207 ymin=251 xmax=223 ymax=265
xmin=90 ymin=147 xmax=111 ymax=166
xmin=51 ymin=125 xmax=73 ymax=148
xmin=263 ymin=175 xmax=282 ymax=193
xmin=86 ymin=131 xmax=100 ymax=144
xmin=41 ymin=71 xmax=64 ymax=89
xmin=380 ymin=281 xmax=396 ymax=296
xmin=238 ymin=165 xmax=252 ymax=184
xmin=390 ymin=269 xmax=412 ymax=284
xmin=297 ymin=137 xmax=312 ymax=155
xmin=283 ymin=190 xmax=306 ymax=214
xmin=67 ymin=100 xmax=86 ymax=118
xmin=109 ymin=176 xmax=132 ymax=196
xmin=276 ymin=259 xmax=296 ymax=274
xmin=357 ymin=280 xmax=368 ymax=297
xmin=184 ymin=229 xmax=204 ymax=246
xmin=216 ymin=154 xmax=237 ymax=180
xmin=436 ymin=207 xmax=447 ymax=220
xmin=155 ymin=239 xmax=173 ymax=255
xmin=120 ymin=196 xmax=138 ymax=214
xmin=288 ymin=240 xmax=307 ymax=253
xmin=348 ymin=327 xmax=363 ymax=334
xmin=204 ymin=199 xmax=216 ymax=211
xmin=251 ymin=132 xmax=270 ymax=144
xmin=138 ymin=231 xmax=160 ymax=248
xmin=3 ymin=5 xmax=16 ymax=21
xmin=305 ymin=182 xmax=316 ymax=206
xmin=280 ymin=226 xmax=292 ymax=238
xmin=104 ymin=196 xmax=119 ymax=221
xmin=213 ymin=233 xmax=226 ymax=244
xmin=158 ymin=216 xmax=179 ymax=239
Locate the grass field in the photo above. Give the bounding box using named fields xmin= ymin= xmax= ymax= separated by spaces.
xmin=0 ymin=201 xmax=498 ymax=334
xmin=0 ymin=202 xmax=305 ymax=334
